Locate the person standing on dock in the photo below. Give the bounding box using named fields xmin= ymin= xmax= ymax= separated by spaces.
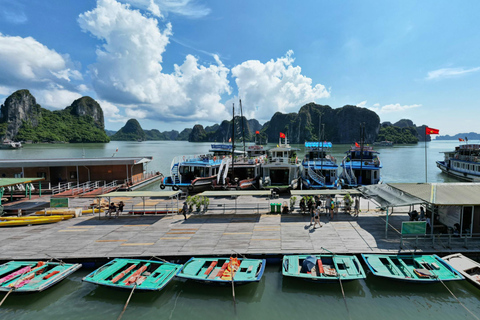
xmin=354 ymin=197 xmax=360 ymax=217
xmin=117 ymin=201 xmax=124 ymax=218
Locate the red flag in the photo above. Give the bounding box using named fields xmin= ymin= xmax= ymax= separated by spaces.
xmin=354 ymin=142 xmax=360 ymax=147
xmin=425 ymin=127 xmax=439 ymax=135
xmin=279 ymin=132 xmax=286 ymax=138
xmin=255 ymin=131 xmax=260 ymax=134
xmin=459 ymin=138 xmax=464 ymax=142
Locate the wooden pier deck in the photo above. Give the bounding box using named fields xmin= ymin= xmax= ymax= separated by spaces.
xmin=1 ymin=195 xmax=480 ymax=261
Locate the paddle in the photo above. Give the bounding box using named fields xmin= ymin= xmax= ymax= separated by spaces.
xmin=117 ymin=282 xmax=137 ymax=320
xmin=321 ymin=247 xmax=351 ymax=320
xmin=231 ymin=262 xmax=237 ymax=315
xmin=423 ymin=259 xmax=479 ymax=320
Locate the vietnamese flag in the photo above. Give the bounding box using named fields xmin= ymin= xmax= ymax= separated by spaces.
xmin=354 ymin=142 xmax=360 ymax=147
xmin=280 ymin=132 xmax=286 ymax=138
xmin=255 ymin=131 xmax=260 ymax=134
xmin=425 ymin=127 xmax=439 ymax=135
xmin=459 ymin=138 xmax=465 ymax=142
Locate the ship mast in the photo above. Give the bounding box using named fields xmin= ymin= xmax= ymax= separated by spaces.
xmin=231 ymin=103 xmax=235 ymax=182
xmin=240 ymin=99 xmax=246 ymax=155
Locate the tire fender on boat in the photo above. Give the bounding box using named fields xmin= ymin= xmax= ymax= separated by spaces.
xmin=187 ymin=185 xmax=194 ymax=192
xmin=172 ymin=185 xmax=179 ymax=191
xmin=160 ymin=184 xmax=165 ymax=189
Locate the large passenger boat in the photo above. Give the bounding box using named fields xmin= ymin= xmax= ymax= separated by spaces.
xmin=261 ymin=135 xmax=301 ymax=191
xmin=339 ymin=145 xmax=382 ymax=187
xmin=301 ymin=142 xmax=339 ymax=189
xmin=436 ymin=144 xmax=480 ymax=181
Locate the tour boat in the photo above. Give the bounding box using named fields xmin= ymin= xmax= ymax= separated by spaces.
xmin=261 ymin=135 xmax=301 ymax=191
xmin=0 ymin=261 xmax=81 ymax=293
xmin=282 ymin=254 xmax=366 ymax=282
xmin=442 ymin=253 xmax=480 ymax=288
xmin=83 ymin=258 xmax=183 ymax=291
xmin=339 ymin=145 xmax=382 ymax=187
xmin=301 ymin=142 xmax=340 ymax=189
xmin=0 ymin=139 xmax=22 ymax=149
xmin=176 ymin=257 xmax=266 ymax=285
xmin=436 ymin=144 xmax=480 ymax=181
xmin=361 ymin=254 xmax=464 ymax=283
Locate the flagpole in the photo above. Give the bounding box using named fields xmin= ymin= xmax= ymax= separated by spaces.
xmin=425 ymin=129 xmax=428 ymax=183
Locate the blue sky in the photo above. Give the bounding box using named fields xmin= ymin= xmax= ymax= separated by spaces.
xmin=0 ymin=0 xmax=479 ymax=135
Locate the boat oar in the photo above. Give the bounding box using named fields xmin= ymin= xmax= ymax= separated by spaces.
xmin=117 ymin=282 xmax=137 ymax=320
xmin=423 ymin=260 xmax=479 ymax=320
xmin=231 ymin=266 xmax=237 ymax=314
xmin=0 ymin=267 xmax=30 ymax=307
xmin=322 ymin=247 xmax=351 ymax=320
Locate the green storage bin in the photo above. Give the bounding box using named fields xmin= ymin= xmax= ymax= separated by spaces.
xmin=276 ymin=203 xmax=281 ymax=213
xmin=270 ymin=203 xmax=276 ymax=213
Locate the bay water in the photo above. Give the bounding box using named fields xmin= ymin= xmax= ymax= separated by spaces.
xmin=1 ymin=140 xmax=479 ymax=320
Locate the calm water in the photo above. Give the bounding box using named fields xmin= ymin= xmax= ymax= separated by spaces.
xmin=1 ymin=265 xmax=480 ymax=320
xmin=1 ymin=140 xmax=479 ymax=320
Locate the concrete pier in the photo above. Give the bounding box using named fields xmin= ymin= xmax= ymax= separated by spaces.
xmin=1 ymin=194 xmax=480 ymax=261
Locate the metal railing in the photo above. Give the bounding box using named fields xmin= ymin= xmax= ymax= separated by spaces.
xmin=400 ymin=232 xmax=480 ymax=249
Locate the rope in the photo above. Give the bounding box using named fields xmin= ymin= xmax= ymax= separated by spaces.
xmin=150 ymin=256 xmax=170 ymax=264
xmin=0 ymin=288 xmax=13 ymax=307
xmin=0 ymin=267 xmax=31 ymax=307
xmin=168 ymin=290 xmax=182 ymax=320
xmin=232 ymin=250 xmax=247 ymax=259
xmin=424 ymin=260 xmax=479 ymax=320
xmin=231 ymin=263 xmax=237 ymax=314
xmin=117 ymin=283 xmax=137 ymax=320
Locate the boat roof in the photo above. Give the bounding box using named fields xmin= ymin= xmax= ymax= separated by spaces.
xmin=0 ymin=157 xmax=153 ymax=168
xmin=305 ymin=142 xmax=332 ymax=148
xmin=345 ymin=146 xmax=379 ymax=154
xmin=269 ymin=145 xmax=300 ymax=152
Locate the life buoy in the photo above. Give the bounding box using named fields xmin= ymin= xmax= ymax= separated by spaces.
xmin=188 ymin=185 xmax=194 ymax=191
xmin=172 ymin=185 xmax=179 ymax=191
xmin=213 ymin=156 xmax=216 ymax=161
xmin=159 ymin=184 xmax=165 ymax=189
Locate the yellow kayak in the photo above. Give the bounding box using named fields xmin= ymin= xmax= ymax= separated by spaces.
xmin=0 ymin=216 xmax=65 ymax=227
xmin=35 ymin=208 xmax=104 ymax=215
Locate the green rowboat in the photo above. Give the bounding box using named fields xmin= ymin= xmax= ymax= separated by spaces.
xmin=362 ymin=254 xmax=464 ymax=282
xmin=82 ymin=258 xmax=183 ymax=291
xmin=176 ymin=257 xmax=266 ymax=285
xmin=0 ymin=261 xmax=81 ymax=293
xmin=282 ymin=254 xmax=366 ymax=282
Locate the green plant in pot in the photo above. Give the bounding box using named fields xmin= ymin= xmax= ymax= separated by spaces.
xmin=289 ymin=196 xmax=297 ymax=211
xmin=202 ymin=196 xmax=210 ymax=212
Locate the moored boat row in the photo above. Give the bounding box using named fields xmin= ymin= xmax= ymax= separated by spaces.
xmin=160 ymin=135 xmax=383 ymax=193
xmin=2 ymin=253 xmax=478 ymax=296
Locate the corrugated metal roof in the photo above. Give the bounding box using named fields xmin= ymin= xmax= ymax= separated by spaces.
xmin=389 ymin=182 xmax=480 ymax=206
xmin=199 ymin=190 xmax=271 ymax=197
xmin=98 ymin=191 xmax=181 ymax=198
xmin=0 ymin=157 xmax=153 ymax=168
xmin=0 ymin=178 xmax=45 ymax=187
xmin=290 ymin=190 xmax=362 ymax=196
xmin=359 ymin=184 xmax=425 ymax=207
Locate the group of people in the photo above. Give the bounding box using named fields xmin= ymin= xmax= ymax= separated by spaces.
xmin=304 ymin=194 xmax=361 ymax=229
xmin=107 ymin=201 xmax=124 ymax=219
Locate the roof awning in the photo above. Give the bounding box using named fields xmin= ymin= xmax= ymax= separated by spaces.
xmin=290 ymin=190 xmax=362 ymax=196
xmin=0 ymin=178 xmax=45 ymax=188
xmin=358 ymin=184 xmax=425 ymax=208
xmin=97 ymin=191 xmax=181 ymax=198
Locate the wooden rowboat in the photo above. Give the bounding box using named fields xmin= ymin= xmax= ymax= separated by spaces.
xmin=176 ymin=257 xmax=266 ymax=285
xmin=442 ymin=253 xmax=480 ymax=288
xmin=282 ymin=254 xmax=366 ymax=282
xmin=362 ymin=254 xmax=464 ymax=283
xmin=0 ymin=261 xmax=81 ymax=293
xmin=82 ymin=258 xmax=183 ymax=291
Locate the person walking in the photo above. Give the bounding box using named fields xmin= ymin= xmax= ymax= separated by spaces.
xmin=314 ymin=204 xmax=322 ymax=228
xmin=182 ymin=202 xmax=188 ymax=220
xmin=354 ymin=197 xmax=360 ymax=217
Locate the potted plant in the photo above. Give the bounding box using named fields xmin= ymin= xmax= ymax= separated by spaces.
xmin=202 ymin=196 xmax=210 ymax=212
xmin=289 ymin=196 xmax=297 ymax=212
xmin=186 ymin=196 xmax=194 ymax=213
xmin=193 ymin=195 xmax=202 ymax=213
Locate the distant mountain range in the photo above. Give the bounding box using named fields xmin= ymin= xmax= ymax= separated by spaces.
xmin=435 ymin=132 xmax=480 ymax=141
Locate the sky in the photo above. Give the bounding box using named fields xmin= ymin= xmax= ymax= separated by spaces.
xmin=0 ymin=0 xmax=479 ymax=135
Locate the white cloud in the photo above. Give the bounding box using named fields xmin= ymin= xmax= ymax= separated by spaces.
xmin=121 ymin=0 xmax=210 ymax=18
xmin=366 ymin=102 xmax=421 ymax=114
xmin=0 ymin=33 xmax=82 ymax=91
xmin=426 ymin=67 xmax=480 ymax=80
xmin=231 ymin=50 xmax=330 ymax=121
xmin=126 ymin=107 xmax=147 ymax=119
xmin=356 ymin=101 xmax=367 ymax=108
xmin=0 ymin=1 xmax=27 ymax=24
xmin=35 ymin=87 xmax=82 ymax=109
xmin=98 ymin=99 xmax=126 ymax=122
xmin=78 ymin=0 xmax=231 ymax=122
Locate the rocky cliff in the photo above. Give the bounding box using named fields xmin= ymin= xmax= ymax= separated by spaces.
xmin=111 ymin=119 xmax=146 ymax=141
xmin=262 ymin=103 xmax=380 ymax=144
xmin=0 ymin=89 xmax=109 ymax=143
xmin=0 ymin=89 xmax=42 ymax=140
